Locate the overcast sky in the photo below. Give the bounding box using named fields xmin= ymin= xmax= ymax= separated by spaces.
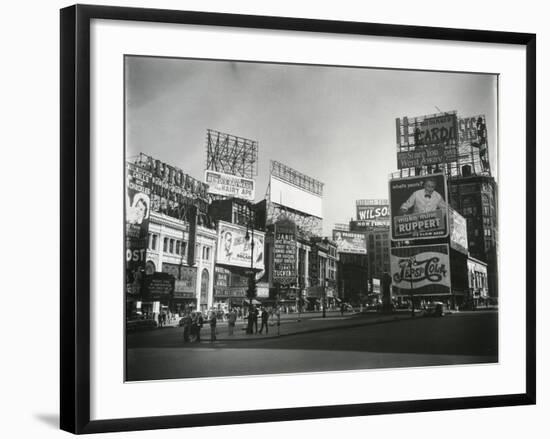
xmin=125 ymin=56 xmax=497 ymax=235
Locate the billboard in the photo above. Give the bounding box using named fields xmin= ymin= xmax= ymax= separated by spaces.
xmin=356 ymin=199 xmax=390 ymax=226
xmin=161 ymin=263 xmax=197 ymax=298
xmin=216 ymin=221 xmax=265 ymax=270
xmin=134 ymin=153 xmax=209 ymax=220
xmin=125 ymin=162 xmax=152 ymax=295
xmin=389 ymin=173 xmax=448 ymax=241
xmin=269 ymin=175 xmax=323 ymax=218
xmin=332 ymin=231 xmax=367 ymax=254
xmin=204 ymin=170 xmax=255 ymax=201
xmin=273 ymin=219 xmax=297 ymax=285
xmin=142 ymin=272 xmax=175 ymax=300
xmin=390 ymin=245 xmax=451 ymax=295
xmin=449 ymin=207 xmax=468 ymax=254
xmin=213 ymin=266 xmax=247 ymax=298
xmin=396 ymin=113 xmax=459 ymax=168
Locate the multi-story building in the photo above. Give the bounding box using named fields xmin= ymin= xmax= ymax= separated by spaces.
xmin=449 ymin=174 xmax=498 ymax=297
xmin=336 ymin=253 xmax=369 ymax=304
xmin=143 ymin=211 xmax=217 ymax=316
xmin=208 ymin=198 xmax=268 ymax=311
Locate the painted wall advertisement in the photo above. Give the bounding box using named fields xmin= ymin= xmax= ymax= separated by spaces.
xmin=356 ymin=199 xmax=390 ymax=227
xmin=216 ymin=221 xmax=265 ymax=270
xmin=126 ymin=162 xmax=152 ymax=296
xmin=449 ymin=207 xmax=468 ymax=254
xmin=390 ymin=245 xmax=451 ymax=295
xmin=396 ymin=113 xmax=459 ymax=168
xmin=205 ymin=170 xmax=255 ymax=201
xmin=389 ymin=173 xmax=448 ymax=241
xmin=273 ymin=219 xmax=297 ymax=285
xmin=332 ymin=230 xmax=367 ymax=254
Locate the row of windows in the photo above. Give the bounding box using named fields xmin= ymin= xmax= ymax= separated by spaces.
xmin=147 ymin=233 xmax=212 ymax=261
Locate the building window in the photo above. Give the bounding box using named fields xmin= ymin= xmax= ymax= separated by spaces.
xmin=163 ymin=237 xmax=168 ymax=252
xmin=181 ymin=241 xmax=187 ymax=257
xmin=175 ymin=240 xmax=181 ymax=255
xmin=169 ymin=239 xmax=174 ymax=253
xmin=152 ymin=234 xmax=158 ymax=250
xmin=202 ymin=246 xmax=211 ymax=261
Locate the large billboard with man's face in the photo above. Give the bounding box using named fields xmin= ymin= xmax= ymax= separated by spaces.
xmin=216 ymin=221 xmax=265 ymax=270
xmin=389 ymin=173 xmax=448 ymax=241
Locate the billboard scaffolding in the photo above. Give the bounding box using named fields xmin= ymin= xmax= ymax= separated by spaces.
xmin=205 ymin=129 xmax=259 ymax=179
xmin=266 ymin=160 xmax=324 ymax=237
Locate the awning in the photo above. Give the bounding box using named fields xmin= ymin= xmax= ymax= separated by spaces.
xmin=243 ymin=299 xmax=262 ymax=305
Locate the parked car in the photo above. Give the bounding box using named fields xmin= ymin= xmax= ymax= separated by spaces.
xmin=424 ymin=301 xmax=447 ymax=317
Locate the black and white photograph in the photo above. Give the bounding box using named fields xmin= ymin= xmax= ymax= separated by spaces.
xmin=124 ymin=56 xmax=499 ymax=382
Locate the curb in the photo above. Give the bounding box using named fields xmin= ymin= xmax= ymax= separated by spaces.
xmin=210 ymin=314 xmax=413 ymax=342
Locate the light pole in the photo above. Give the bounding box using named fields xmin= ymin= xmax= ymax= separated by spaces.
xmin=322 ymin=277 xmax=329 ymax=318
xmin=245 ymin=219 xmax=256 ymax=303
xmin=408 ymin=256 xmax=415 ymax=317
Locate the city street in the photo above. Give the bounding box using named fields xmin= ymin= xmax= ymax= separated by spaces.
xmin=126 ymin=310 xmax=498 ymax=381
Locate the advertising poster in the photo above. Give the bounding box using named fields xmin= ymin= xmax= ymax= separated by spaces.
xmin=273 ymin=219 xmax=297 ymax=285
xmin=159 ymin=264 xmax=196 ymax=299
xmin=332 ymin=230 xmax=367 ymax=254
xmin=389 ymin=173 xmax=448 ymax=241
xmin=449 ymin=207 xmax=468 ymax=254
xmin=204 ymin=170 xmax=255 ymax=201
xmin=125 ymin=162 xmax=152 ymax=295
xmin=390 ymin=244 xmax=451 ymax=295
xmin=356 ymin=200 xmax=390 ymax=227
xmin=396 ymin=113 xmax=459 ymax=168
xmin=216 ymin=221 xmax=265 ymax=270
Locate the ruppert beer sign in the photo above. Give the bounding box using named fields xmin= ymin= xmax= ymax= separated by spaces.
xmin=389 ymin=173 xmax=449 ymax=241
xmin=390 ymin=244 xmax=451 ymax=295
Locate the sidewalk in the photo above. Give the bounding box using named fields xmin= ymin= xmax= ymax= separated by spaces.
xmin=198 ymin=311 xmax=414 ymax=341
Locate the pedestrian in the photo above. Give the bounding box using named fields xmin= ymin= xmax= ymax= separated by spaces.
xmin=161 ymin=312 xmax=166 ymax=327
xmin=340 ymin=303 xmax=345 ymax=316
xmin=228 ymin=309 xmax=236 ymax=336
xmin=209 ymin=311 xmax=217 ymax=342
xmin=182 ymin=312 xmax=191 ymax=343
xmin=246 ymin=308 xmax=254 ymax=334
xmin=195 ymin=311 xmax=203 ymax=342
xmin=252 ymin=306 xmax=259 ymax=334
xmin=259 ymin=307 xmax=269 ymax=334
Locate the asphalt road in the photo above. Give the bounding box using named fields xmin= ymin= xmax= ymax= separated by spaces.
xmin=126 ymin=310 xmax=498 ymax=381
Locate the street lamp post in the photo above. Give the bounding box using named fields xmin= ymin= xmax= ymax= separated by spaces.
xmin=322 ymin=277 xmax=328 ymax=318
xmin=408 ymin=256 xmax=415 ymax=317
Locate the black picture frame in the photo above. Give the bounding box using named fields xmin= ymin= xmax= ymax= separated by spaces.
xmin=60 ymin=4 xmax=536 ymax=434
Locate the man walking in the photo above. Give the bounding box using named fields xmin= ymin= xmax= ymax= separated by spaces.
xmin=259 ymin=307 xmax=269 ymax=334
xmin=228 ymin=309 xmax=236 ymax=336
xmin=252 ymin=306 xmax=259 ymax=334
xmin=209 ymin=310 xmax=217 ymax=342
